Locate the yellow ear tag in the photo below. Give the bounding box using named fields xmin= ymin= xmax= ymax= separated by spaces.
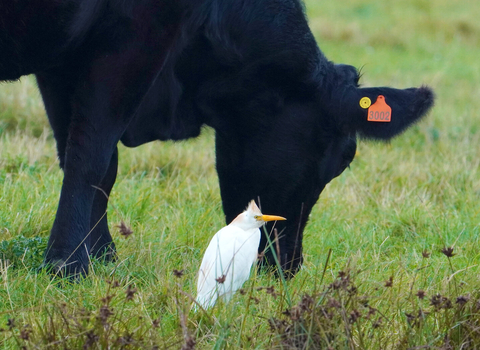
xmin=359 ymin=97 xmax=371 ymax=109
xmin=367 ymin=95 xmax=391 ymax=122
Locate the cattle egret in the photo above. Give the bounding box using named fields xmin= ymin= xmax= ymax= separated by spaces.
xmin=195 ymin=200 xmax=286 ymax=309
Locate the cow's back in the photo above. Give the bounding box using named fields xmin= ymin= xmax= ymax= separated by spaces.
xmin=0 ymin=0 xmax=79 ymax=80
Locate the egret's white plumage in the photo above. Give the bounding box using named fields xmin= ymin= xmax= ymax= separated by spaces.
xmin=195 ymin=200 xmax=286 ymax=309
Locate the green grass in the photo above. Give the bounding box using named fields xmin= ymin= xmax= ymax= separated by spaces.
xmin=1 ymin=0 xmax=479 ymax=348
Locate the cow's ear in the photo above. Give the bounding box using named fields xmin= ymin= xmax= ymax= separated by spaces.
xmin=335 ymin=85 xmax=434 ymax=140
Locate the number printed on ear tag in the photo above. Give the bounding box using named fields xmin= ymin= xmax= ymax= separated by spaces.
xmin=367 ymin=95 xmax=392 ymax=122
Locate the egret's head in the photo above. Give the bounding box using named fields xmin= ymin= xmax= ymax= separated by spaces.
xmin=231 ymin=200 xmax=286 ymax=230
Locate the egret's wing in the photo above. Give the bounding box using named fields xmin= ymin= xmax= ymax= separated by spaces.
xmin=196 ymin=226 xmax=241 ymax=309
xmin=196 ymin=226 xmax=260 ymax=309
xmin=196 ymin=231 xmax=222 ymax=309
xmin=223 ymin=229 xmax=261 ymax=297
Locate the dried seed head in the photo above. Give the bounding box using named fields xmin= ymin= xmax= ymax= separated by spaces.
xmin=349 ymin=309 xmax=361 ymax=324
xmin=456 ymin=295 xmax=470 ymax=306
xmin=288 ymin=306 xmax=302 ymax=321
xmin=101 ymin=294 xmax=114 ymax=304
xmin=416 ymin=290 xmax=426 ymax=299
xmin=152 ymin=318 xmax=160 ymax=328
xmin=348 ymin=285 xmax=358 ymax=295
xmin=299 ymin=294 xmax=314 ymax=311
xmin=331 ymin=271 xmax=351 ymax=290
xmin=430 ymin=294 xmax=442 ymax=307
xmin=84 ymin=330 xmax=99 ymax=348
xmin=125 ymin=285 xmax=137 ymax=301
xmin=268 ymin=318 xmax=287 ymax=332
xmin=116 ymin=334 xmax=134 ymax=346
xmin=173 ymin=269 xmax=185 ymax=278
xmin=106 ymin=279 xmax=120 ymax=288
xmin=384 ymin=276 xmax=393 ymax=288
xmin=422 ymin=250 xmax=430 ymax=258
xmin=19 ymin=325 xmax=31 ymax=341
xmin=372 ymin=317 xmax=383 ymax=328
xmin=215 ymin=275 xmax=226 ymax=284
xmin=327 ymin=298 xmax=341 ymax=309
xmin=249 ymin=296 xmax=260 ymax=304
xmin=6 ymin=319 xmax=15 ymax=330
xmin=265 ymin=286 xmax=278 ymax=299
xmin=366 ymin=306 xmax=377 ymax=319
xmin=441 ymin=246 xmax=455 ymax=258
xmin=405 ymin=312 xmax=416 ymax=324
xmin=430 ymin=294 xmax=452 ymax=309
xmin=117 ymin=221 xmax=133 ymax=238
xmin=98 ymin=305 xmax=114 ymax=325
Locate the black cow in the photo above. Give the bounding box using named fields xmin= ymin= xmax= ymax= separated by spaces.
xmin=0 ymin=0 xmax=434 ymax=277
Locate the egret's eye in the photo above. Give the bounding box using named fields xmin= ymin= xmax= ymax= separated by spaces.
xmin=254 ymin=215 xmax=261 ymax=220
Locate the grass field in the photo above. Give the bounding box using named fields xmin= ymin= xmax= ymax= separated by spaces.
xmin=1 ymin=0 xmax=479 ymax=348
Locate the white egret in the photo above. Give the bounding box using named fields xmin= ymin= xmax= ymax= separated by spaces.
xmin=195 ymin=200 xmax=286 ymax=309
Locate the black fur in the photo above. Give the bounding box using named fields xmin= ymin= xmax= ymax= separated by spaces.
xmin=0 ymin=0 xmax=434 ymax=277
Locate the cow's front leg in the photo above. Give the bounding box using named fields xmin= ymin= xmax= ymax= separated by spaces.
xmin=44 ymin=58 xmax=173 ymax=276
xmin=37 ymin=71 xmax=119 ymax=266
xmin=42 ymin=4 xmax=183 ymax=276
xmin=44 ymin=112 xmax=124 ymax=276
xmin=89 ymin=147 xmax=118 ymax=261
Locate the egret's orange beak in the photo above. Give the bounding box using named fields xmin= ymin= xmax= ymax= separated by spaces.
xmin=260 ymin=215 xmax=287 ymax=222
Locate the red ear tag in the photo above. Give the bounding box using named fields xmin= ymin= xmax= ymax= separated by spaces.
xmin=367 ymin=95 xmax=392 ymax=122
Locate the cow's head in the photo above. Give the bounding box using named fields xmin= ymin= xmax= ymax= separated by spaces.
xmin=213 ymin=62 xmax=434 ymax=277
